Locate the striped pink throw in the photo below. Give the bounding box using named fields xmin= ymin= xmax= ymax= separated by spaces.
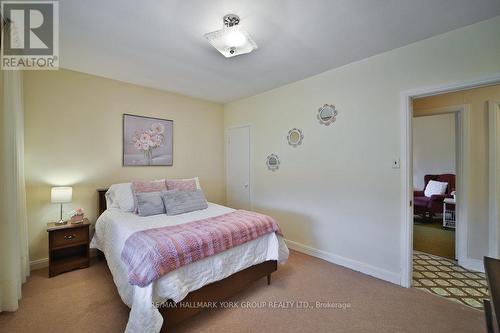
xmin=121 ymin=210 xmax=282 ymax=287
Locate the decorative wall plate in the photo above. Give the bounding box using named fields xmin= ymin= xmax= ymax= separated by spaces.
xmin=317 ymin=104 xmax=338 ymax=125
xmin=287 ymin=128 xmax=304 ymax=147
xmin=266 ymin=154 xmax=280 ymax=171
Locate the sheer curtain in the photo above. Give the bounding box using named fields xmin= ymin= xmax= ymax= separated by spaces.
xmin=0 ymin=70 xmax=30 ymax=312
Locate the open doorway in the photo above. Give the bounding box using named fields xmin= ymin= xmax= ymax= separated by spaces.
xmin=402 ymin=81 xmax=500 ymax=310
xmin=412 ymin=112 xmax=457 ymax=260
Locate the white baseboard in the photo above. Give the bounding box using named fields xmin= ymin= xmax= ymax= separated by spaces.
xmin=460 ymin=257 xmax=485 ymax=273
xmin=284 ymin=239 xmax=401 ymax=285
xmin=30 ymin=258 xmax=48 ymax=271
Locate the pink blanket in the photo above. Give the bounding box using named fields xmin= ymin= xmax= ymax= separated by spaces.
xmin=121 ymin=210 xmax=282 ymax=287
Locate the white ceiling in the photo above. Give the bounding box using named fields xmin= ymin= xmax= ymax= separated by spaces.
xmin=60 ymin=0 xmax=500 ymax=103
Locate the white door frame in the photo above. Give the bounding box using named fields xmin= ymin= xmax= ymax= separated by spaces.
xmin=400 ymin=73 xmax=500 ymax=288
xmin=489 ymin=100 xmax=500 ymax=258
xmin=225 ymin=124 xmax=253 ymax=209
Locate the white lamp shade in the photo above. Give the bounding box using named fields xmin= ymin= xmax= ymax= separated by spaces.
xmin=204 ymin=26 xmax=257 ymax=58
xmin=51 ymin=187 xmax=72 ymax=203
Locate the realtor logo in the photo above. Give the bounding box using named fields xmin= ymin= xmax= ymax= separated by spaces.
xmin=1 ymin=1 xmax=59 ymax=70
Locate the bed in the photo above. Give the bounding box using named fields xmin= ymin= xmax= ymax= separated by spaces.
xmin=91 ymin=189 xmax=289 ymax=333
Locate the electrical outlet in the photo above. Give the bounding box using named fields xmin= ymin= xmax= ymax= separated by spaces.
xmin=392 ymin=157 xmax=400 ymax=169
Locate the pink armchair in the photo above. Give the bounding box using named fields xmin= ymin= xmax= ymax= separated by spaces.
xmin=414 ymin=174 xmax=455 ymax=217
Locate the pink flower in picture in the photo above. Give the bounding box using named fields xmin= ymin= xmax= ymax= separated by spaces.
xmin=151 ymin=123 xmax=165 ymax=134
xmin=125 ymin=115 xmax=172 ymax=166
xmin=139 ymin=133 xmax=151 ymax=143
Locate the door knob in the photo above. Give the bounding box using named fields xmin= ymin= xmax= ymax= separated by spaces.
xmin=244 ymin=184 xmax=249 ymax=188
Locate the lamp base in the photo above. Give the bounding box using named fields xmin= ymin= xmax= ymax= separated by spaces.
xmin=56 ymin=203 xmax=67 ymax=225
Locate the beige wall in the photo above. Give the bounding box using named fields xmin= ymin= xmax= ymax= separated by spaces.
xmin=0 ymin=72 xmax=4 ymax=218
xmin=412 ymin=113 xmax=456 ymax=190
xmin=24 ymin=69 xmax=225 ymax=262
xmin=224 ymin=16 xmax=500 ymax=282
xmin=413 ymin=84 xmax=500 ymax=260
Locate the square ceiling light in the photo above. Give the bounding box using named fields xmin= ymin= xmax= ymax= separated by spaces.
xmin=204 ymin=14 xmax=258 ymax=58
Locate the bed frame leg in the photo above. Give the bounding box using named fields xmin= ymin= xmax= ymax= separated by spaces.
xmin=267 ymin=273 xmax=271 ymax=285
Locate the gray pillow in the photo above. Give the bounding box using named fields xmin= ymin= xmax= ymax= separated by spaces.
xmin=162 ymin=190 xmax=208 ymax=216
xmin=136 ymin=191 xmax=165 ymax=217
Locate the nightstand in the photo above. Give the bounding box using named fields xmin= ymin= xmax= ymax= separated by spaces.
xmin=47 ymin=219 xmax=90 ymax=277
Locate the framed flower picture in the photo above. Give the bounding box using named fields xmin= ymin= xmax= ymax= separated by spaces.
xmin=123 ymin=114 xmax=173 ymax=166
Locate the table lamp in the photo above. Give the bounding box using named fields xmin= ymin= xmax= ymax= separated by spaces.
xmin=51 ymin=187 xmax=72 ymax=225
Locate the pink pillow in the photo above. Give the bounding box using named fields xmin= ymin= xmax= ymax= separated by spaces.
xmin=166 ymin=179 xmax=197 ymax=192
xmin=132 ymin=180 xmax=167 ymax=212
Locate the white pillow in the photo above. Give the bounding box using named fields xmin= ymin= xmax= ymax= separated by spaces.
xmin=424 ymin=180 xmax=448 ymax=198
xmin=106 ymin=183 xmax=135 ymax=212
xmin=104 ymin=191 xmax=119 ymax=209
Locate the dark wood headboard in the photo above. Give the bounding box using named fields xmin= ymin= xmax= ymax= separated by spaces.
xmin=97 ymin=189 xmax=108 ymax=217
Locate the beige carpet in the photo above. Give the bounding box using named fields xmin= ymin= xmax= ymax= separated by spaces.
xmin=0 ymin=251 xmax=484 ymax=333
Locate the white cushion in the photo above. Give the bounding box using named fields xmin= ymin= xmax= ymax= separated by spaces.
xmin=106 ymin=183 xmax=135 ymax=212
xmin=424 ymin=180 xmax=448 ymax=198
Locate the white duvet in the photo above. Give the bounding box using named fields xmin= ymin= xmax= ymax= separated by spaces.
xmin=90 ymin=203 xmax=289 ymax=333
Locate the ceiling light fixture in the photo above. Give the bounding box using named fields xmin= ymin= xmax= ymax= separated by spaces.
xmin=204 ymin=14 xmax=257 ymax=58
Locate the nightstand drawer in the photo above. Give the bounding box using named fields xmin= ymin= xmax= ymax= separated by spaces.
xmin=50 ymin=227 xmax=88 ymax=248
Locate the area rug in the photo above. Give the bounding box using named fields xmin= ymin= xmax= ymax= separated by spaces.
xmin=413 ymin=219 xmax=455 ymax=259
xmin=413 ymin=251 xmax=488 ymax=310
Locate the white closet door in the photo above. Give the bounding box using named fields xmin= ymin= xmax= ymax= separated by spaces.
xmin=226 ymin=126 xmax=251 ymax=210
